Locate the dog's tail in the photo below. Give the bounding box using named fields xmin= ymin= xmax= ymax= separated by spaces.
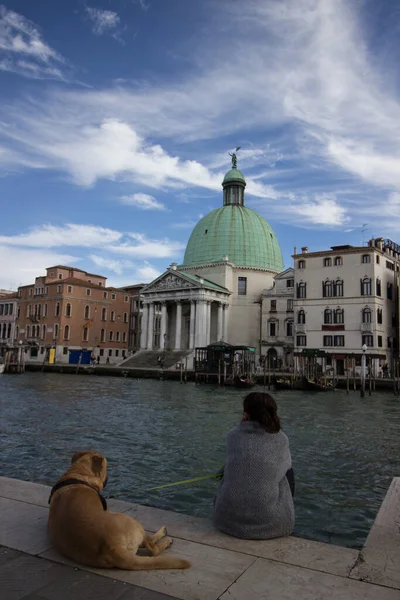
xmin=115 ymin=553 xmax=191 ymax=571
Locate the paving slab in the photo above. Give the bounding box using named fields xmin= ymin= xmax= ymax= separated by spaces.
xmin=350 ymin=477 xmax=400 ymax=590
xmin=219 ymin=557 xmax=400 ymax=600
xmin=0 ymin=477 xmax=50 ymax=508
xmin=0 ymin=497 xmax=52 ymax=555
xmin=122 ymin=503 xmax=359 ymax=577
xmin=40 ymin=537 xmax=256 ymax=600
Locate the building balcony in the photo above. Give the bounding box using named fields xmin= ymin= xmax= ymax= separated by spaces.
xmin=295 ymin=324 xmax=306 ymax=333
xmin=361 ymin=322 xmax=373 ymax=332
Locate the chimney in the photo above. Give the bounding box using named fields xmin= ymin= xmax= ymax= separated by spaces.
xmin=169 ymin=262 xmax=177 ymax=271
xmin=301 ymin=246 xmax=308 ymax=254
xmin=223 ymin=255 xmax=229 ymax=262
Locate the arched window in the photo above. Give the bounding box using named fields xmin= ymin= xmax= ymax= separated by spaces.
xmin=100 ymin=328 xmax=106 ymax=342
xmin=43 ymin=303 xmax=47 ymax=317
xmin=334 ymin=308 xmax=344 ymax=324
xmin=15 ymin=325 xmax=19 ymax=339
xmin=64 ymin=325 xmax=70 ymax=340
xmin=109 ymin=330 xmax=114 ymax=341
xmin=297 ymin=282 xmax=306 ymax=299
xmin=323 ymin=257 xmax=332 ymax=267
xmin=361 ymin=277 xmax=372 ymax=296
xmin=84 ymin=305 xmax=90 ymax=319
xmin=27 ymin=304 xmax=31 ymax=317
xmin=65 ymin=303 xmax=71 ymax=317
xmin=334 ymin=256 xmax=343 ymax=266
xmin=26 ymin=325 xmax=30 ymax=338
xmin=324 ymin=309 xmax=333 ymax=324
xmin=334 ymin=279 xmax=343 ymax=297
xmin=116 ymin=331 xmax=120 ymax=342
xmin=298 ymin=260 xmax=306 ymax=269
xmin=55 ymin=302 xmax=60 ymax=317
xmin=322 ymin=280 xmax=333 ymax=297
xmin=42 ymin=325 xmax=47 ymax=339
xmin=83 ymin=327 xmax=89 ymax=342
xmin=362 ymin=308 xmax=372 ymax=323
xmin=101 ymin=307 xmax=107 ymax=321
xmin=297 ymin=309 xmax=306 ymax=324
xmin=54 ymin=323 xmax=59 ymax=339
xmin=376 ymin=278 xmax=381 ymax=296
xmin=122 ymin=332 xmax=127 ymax=342
xmin=111 ymin=311 xmax=115 ymax=322
xmin=286 ymin=320 xmax=293 ymax=337
xmin=124 ymin=312 xmax=128 ymax=323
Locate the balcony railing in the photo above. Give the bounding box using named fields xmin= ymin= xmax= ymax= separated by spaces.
xmin=360 ymin=322 xmax=373 ymax=332
xmin=295 ymin=323 xmax=306 ymax=333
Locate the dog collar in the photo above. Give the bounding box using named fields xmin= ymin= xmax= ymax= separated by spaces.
xmin=48 ymin=478 xmax=107 ymax=511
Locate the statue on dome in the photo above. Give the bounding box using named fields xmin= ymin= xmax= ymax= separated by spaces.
xmin=229 ymin=146 xmax=241 ymax=169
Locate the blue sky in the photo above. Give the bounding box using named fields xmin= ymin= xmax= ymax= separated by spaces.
xmin=1 ymin=0 xmax=400 ymax=289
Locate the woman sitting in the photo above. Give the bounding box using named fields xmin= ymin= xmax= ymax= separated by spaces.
xmin=213 ymin=391 xmax=295 ymax=540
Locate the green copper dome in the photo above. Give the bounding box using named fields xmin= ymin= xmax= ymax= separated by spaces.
xmin=223 ymin=168 xmax=246 ymax=184
xmin=183 ymin=205 xmax=284 ymax=271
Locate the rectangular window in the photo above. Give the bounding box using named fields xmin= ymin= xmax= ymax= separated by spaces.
xmin=57 ymin=285 xmax=62 ymax=293
xmin=124 ymin=312 xmax=128 ymax=323
xmin=111 ymin=293 xmax=116 ymax=300
xmin=386 ymin=260 xmax=395 ymax=271
xmin=270 ymin=300 xmax=277 ymax=312
xmin=323 ymin=258 xmax=331 ymax=267
xmin=63 ymin=347 xmax=68 ymax=355
xmin=387 ymin=282 xmax=393 ymax=300
xmin=378 ymin=336 xmax=382 ymax=347
xmin=287 ymin=299 xmax=293 ymax=311
xmin=334 ymin=335 xmax=345 ymax=347
xmin=115 ymin=349 xmax=119 ymax=357
xmin=323 ymin=336 xmax=333 ymax=347
xmin=286 ymin=279 xmax=294 ymax=288
xmin=109 ymin=331 xmax=114 ymax=341
xmin=108 ymin=349 xmax=112 ymax=357
xmin=376 ymin=279 xmax=381 ymax=296
xmin=362 ymin=334 xmax=373 ymax=347
xmin=125 ymin=295 xmax=129 ymax=302
xmin=67 ymin=285 xmax=72 ymax=293
xmin=286 ymin=321 xmax=293 ymax=337
xmin=377 ymin=308 xmax=382 ymax=324
xmin=376 ymin=255 xmax=380 ymax=264
xmin=296 ymin=335 xmax=307 ymax=347
xmin=100 ymin=348 xmax=104 ymax=356
xmin=123 ymin=332 xmax=127 ymax=342
xmin=362 ymin=254 xmax=371 ymax=263
xmin=269 ymin=322 xmax=276 ymax=337
xmin=86 ymin=289 xmax=91 ymax=296
xmin=238 ymin=277 xmax=247 ymax=296
xmin=116 ymin=331 xmax=120 ymax=342
xmin=103 ymin=291 xmax=108 ymax=299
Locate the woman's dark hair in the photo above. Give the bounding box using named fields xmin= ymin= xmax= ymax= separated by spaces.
xmin=243 ymin=392 xmax=281 ymax=433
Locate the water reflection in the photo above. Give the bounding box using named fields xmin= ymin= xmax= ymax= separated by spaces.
xmin=1 ymin=373 xmax=399 ymax=548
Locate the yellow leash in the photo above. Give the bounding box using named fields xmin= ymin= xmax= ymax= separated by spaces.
xmin=146 ymin=473 xmax=219 ymax=491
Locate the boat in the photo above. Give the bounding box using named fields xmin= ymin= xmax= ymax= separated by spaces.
xmin=234 ymin=375 xmax=256 ymax=389
xmin=273 ymin=377 xmax=292 ymax=391
xmin=301 ymin=377 xmax=327 ymax=392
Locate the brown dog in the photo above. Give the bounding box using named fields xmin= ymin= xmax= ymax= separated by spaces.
xmin=48 ymin=451 xmax=191 ymax=571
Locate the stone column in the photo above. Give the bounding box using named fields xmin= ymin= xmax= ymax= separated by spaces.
xmin=189 ymin=301 xmax=196 ymax=349
xmin=217 ymin=302 xmax=224 ymax=341
xmin=222 ymin=303 xmax=229 ymax=342
xmin=140 ymin=303 xmax=149 ymax=349
xmin=195 ymin=300 xmax=207 ymax=347
xmin=174 ymin=301 xmax=182 ymax=350
xmin=147 ymin=302 xmax=154 ymax=350
xmin=160 ymin=302 xmax=167 ymax=350
xmin=205 ymin=301 xmax=212 ymax=345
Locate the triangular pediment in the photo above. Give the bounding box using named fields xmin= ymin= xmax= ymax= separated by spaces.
xmin=142 ymin=270 xmax=201 ymax=293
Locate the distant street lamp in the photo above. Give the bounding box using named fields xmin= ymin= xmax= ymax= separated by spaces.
xmin=361 ymin=343 xmax=367 ymax=397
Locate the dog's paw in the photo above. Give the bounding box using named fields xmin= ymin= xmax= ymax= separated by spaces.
xmin=164 ymin=536 xmax=173 ymax=548
xmin=161 ymin=526 xmax=167 ymax=538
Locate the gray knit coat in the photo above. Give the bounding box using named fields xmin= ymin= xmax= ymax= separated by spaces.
xmin=213 ymin=421 xmax=295 ymax=539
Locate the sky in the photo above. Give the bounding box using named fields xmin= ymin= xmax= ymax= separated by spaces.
xmin=1 ymin=0 xmax=400 ymax=290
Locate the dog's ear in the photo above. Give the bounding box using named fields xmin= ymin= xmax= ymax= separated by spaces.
xmin=71 ymin=451 xmax=88 ymax=464
xmin=91 ymin=455 xmax=104 ymax=476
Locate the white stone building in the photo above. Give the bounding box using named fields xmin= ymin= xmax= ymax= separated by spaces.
xmin=293 ymin=239 xmax=400 ymax=376
xmin=261 ymin=268 xmax=294 ymax=369
xmin=136 ymin=156 xmax=284 ymax=361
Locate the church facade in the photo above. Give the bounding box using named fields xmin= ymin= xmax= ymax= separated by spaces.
xmin=139 ymin=157 xmax=284 ymax=356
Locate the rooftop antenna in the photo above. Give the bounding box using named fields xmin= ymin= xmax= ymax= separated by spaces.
xmin=361 ymin=223 xmax=369 ymax=246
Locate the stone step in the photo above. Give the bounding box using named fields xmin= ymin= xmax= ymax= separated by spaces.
xmin=119 ymin=350 xmax=192 ymax=370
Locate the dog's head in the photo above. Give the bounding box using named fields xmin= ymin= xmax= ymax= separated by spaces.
xmin=70 ymin=451 xmax=108 ymax=489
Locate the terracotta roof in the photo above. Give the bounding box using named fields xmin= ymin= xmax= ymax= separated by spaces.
xmin=0 ymin=292 xmax=18 ymax=299
xmin=46 ymin=265 xmax=106 ymax=278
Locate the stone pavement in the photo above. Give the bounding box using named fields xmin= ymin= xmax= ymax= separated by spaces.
xmin=0 ymin=476 xmax=399 ymax=600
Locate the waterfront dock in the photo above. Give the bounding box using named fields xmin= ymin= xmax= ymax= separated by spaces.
xmin=1 ymin=476 xmax=399 ymax=600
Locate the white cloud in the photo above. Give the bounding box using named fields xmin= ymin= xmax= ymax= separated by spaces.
xmin=89 ymin=254 xmax=134 ymax=275
xmin=0 ymin=224 xmax=123 ymax=248
xmin=0 ymin=246 xmax=78 ymax=289
xmin=109 ymin=233 xmax=184 ymax=258
xmin=136 ymin=261 xmax=160 ymax=281
xmin=120 ymin=193 xmax=166 ymax=210
xmin=85 ymin=7 xmax=120 ymax=36
xmin=285 ymin=196 xmax=349 ymax=227
xmin=0 ymin=5 xmax=66 ymax=80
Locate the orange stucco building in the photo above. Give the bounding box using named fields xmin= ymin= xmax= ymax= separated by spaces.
xmin=16 ymin=266 xmax=131 ymax=364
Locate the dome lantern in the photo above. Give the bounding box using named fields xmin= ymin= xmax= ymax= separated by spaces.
xmin=222 ymin=149 xmax=246 ymax=207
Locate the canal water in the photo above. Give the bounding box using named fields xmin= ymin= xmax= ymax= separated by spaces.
xmin=1 ymin=373 xmax=399 ymax=548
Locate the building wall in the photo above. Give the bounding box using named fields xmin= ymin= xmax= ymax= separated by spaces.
xmin=261 ymin=268 xmax=294 ymax=368
xmin=15 ymin=266 xmax=131 ymax=364
xmin=0 ymin=295 xmax=18 ymax=353
xmin=293 ymin=239 xmax=399 ymax=374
